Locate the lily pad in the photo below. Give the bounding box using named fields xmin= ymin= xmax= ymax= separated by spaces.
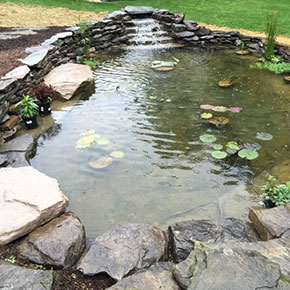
xmin=211 ymin=151 xmax=228 ymax=159
xmin=211 ymin=106 xmax=228 ymax=112
xmin=238 ymin=149 xmax=259 ymax=160
xmin=199 ymin=134 xmax=217 ymax=143
xmin=256 ymin=132 xmax=273 ymax=141
xmin=76 ymin=134 xmax=98 ymax=149
xmin=209 ymin=116 xmax=229 ymax=126
xmin=226 ymin=141 xmax=240 ymax=151
xmin=80 ymin=129 xmax=96 ymax=136
xmin=228 ymin=107 xmax=242 ymax=113
xmin=218 ymin=80 xmax=233 ymax=88
xmin=110 ymin=151 xmax=125 ymax=159
xmin=88 ymin=156 xmax=113 ymax=169
xmin=200 ymin=104 xmax=214 ymax=110
xmin=97 ymin=137 xmax=110 ymax=145
xmin=235 ymin=50 xmax=249 ymax=55
xmin=201 ymin=112 xmax=213 ymax=119
xmin=213 ymin=144 xmax=223 ymax=150
xmin=284 ymin=76 xmax=290 ymax=83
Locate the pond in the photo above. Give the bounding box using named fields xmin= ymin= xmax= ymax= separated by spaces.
xmin=31 ymin=46 xmax=290 ymax=237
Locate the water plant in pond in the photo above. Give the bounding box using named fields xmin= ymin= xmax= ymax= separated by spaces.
xmin=264 ymin=12 xmax=277 ymax=60
xmin=200 ymin=104 xmax=214 ymax=110
xmin=209 ymin=116 xmax=229 ymax=126
xmin=260 ymin=175 xmax=290 ymax=207
xmin=235 ymin=40 xmax=249 ymax=55
xmin=211 ymin=151 xmax=228 ymax=159
xmin=256 ymin=132 xmax=273 ymax=141
xmin=97 ymin=137 xmax=110 ymax=145
xmin=226 ymin=141 xmax=240 ymax=151
xmin=88 ymin=156 xmax=113 ymax=169
xmin=76 ymin=134 xmax=98 ymax=148
xmin=199 ymin=134 xmax=217 ymax=143
xmin=228 ymin=107 xmax=242 ymax=113
xmin=238 ymin=149 xmax=259 ymax=160
xmin=201 ymin=112 xmax=213 ymax=119
xmin=218 ymin=80 xmax=233 ymax=88
xmin=110 ymin=151 xmax=125 ymax=159
xmin=78 ymin=59 xmax=101 ymax=69
xmin=213 ymin=144 xmax=223 ymax=150
xmin=255 ymin=58 xmax=290 ymax=74
xmin=211 ymin=106 xmax=228 ymax=113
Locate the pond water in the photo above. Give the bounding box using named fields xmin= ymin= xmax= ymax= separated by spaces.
xmin=31 ymin=47 xmax=290 ymax=237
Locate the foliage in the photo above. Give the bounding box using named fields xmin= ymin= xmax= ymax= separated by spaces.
xmin=256 ymin=132 xmax=273 ymax=141
xmin=211 ymin=150 xmax=227 ymax=159
xmin=264 ymin=12 xmax=277 ymax=60
xmin=238 ymin=149 xmax=259 ymax=160
xmin=30 ymin=84 xmax=55 ymax=103
xmin=236 ymin=39 xmax=245 ymax=50
xmin=77 ymin=59 xmax=100 ymax=69
xmin=14 ymin=95 xmax=39 ymax=118
xmin=256 ymin=60 xmax=290 ymax=74
xmin=199 ymin=134 xmax=217 ymax=143
xmin=261 ymin=175 xmax=290 ymax=206
xmin=226 ymin=141 xmax=239 ymax=151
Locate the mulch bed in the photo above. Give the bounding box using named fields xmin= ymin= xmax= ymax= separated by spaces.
xmin=0 ymin=26 xmax=67 ymax=77
xmin=0 ymin=238 xmax=115 ymax=290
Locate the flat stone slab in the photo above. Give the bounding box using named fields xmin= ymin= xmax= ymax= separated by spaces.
xmin=19 ymin=212 xmax=86 ymax=268
xmin=0 ymin=166 xmax=68 ymax=245
xmin=44 ymin=63 xmax=94 ymax=101
xmin=168 ymin=218 xmax=259 ymax=262
xmin=21 ymin=48 xmax=48 ymax=67
xmin=0 ymin=262 xmax=54 ymax=290
xmin=249 ymin=205 xmax=290 ymax=241
xmin=0 ymin=134 xmax=34 ymax=153
xmin=0 ymin=78 xmax=16 ymax=92
xmin=173 ymin=239 xmax=290 ymax=290
xmin=78 ymin=223 xmax=168 ymax=281
xmin=124 ymin=6 xmax=155 ymax=15
xmin=108 ymin=266 xmax=181 ymax=290
xmin=1 ymin=65 xmax=30 ymax=80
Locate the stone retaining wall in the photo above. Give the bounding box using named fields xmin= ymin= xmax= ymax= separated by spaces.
xmin=0 ymin=8 xmax=289 ymax=127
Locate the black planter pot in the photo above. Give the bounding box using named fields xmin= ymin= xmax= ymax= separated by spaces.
xmin=23 ymin=115 xmax=38 ymax=130
xmin=39 ymin=101 xmax=51 ymax=115
xmin=263 ymin=198 xmax=276 ymax=208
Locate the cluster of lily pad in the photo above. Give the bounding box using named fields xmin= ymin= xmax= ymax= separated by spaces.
xmin=75 ymin=129 xmax=124 ymax=169
xmin=199 ymin=131 xmax=273 ymax=160
xmin=148 ymin=95 xmax=172 ymax=103
xmin=151 ymin=56 xmax=180 ymax=72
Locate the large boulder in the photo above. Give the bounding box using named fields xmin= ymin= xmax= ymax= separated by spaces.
xmin=18 ymin=212 xmax=85 ymax=268
xmin=173 ymin=239 xmax=290 ymax=290
xmin=168 ymin=218 xmax=259 ymax=262
xmin=0 ymin=262 xmax=54 ymax=290
xmin=44 ymin=63 xmax=95 ymax=101
xmin=78 ymin=223 xmax=168 ymax=281
xmin=249 ymin=205 xmax=290 ymax=241
xmin=0 ymin=166 xmax=68 ymax=245
xmin=108 ymin=264 xmax=180 ymax=290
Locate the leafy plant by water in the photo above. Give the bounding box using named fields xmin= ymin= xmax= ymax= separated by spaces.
xmin=30 ymin=84 xmax=55 ymax=103
xmin=14 ymin=95 xmax=39 ymax=118
xmin=265 ymin=12 xmax=277 ymax=60
xmin=78 ymin=59 xmax=100 ymax=69
xmin=261 ymin=175 xmax=290 ymax=207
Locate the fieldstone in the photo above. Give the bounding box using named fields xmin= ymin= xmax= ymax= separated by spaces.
xmin=249 ymin=205 xmax=290 ymax=241
xmin=172 ymin=23 xmax=187 ymax=32
xmin=174 ymin=31 xmax=195 ymax=38
xmin=0 ymin=133 xmax=34 ymax=154
xmin=18 ymin=212 xmax=86 ymax=267
xmin=0 ymin=78 xmax=16 ymax=92
xmin=195 ymin=26 xmax=211 ymax=36
xmin=0 ymin=154 xmax=8 ymax=167
xmin=173 ymin=239 xmax=290 ymax=290
xmin=168 ymin=218 xmax=259 ymax=262
xmin=184 ymin=20 xmax=198 ymax=31
xmin=78 ymin=223 xmax=168 ymax=281
xmin=0 ymin=115 xmax=20 ymax=131
xmin=0 ymin=262 xmax=54 ymax=290
xmin=3 ymin=151 xmax=30 ymax=167
xmin=107 ymin=10 xmax=128 ymax=20
xmin=21 ymin=48 xmax=48 ymax=67
xmin=108 ymin=265 xmax=180 ymax=290
xmin=124 ymin=6 xmax=155 ymax=15
xmin=0 ymin=166 xmax=68 ymax=245
xmin=1 ymin=65 xmax=30 ymax=80
xmin=44 ymin=63 xmax=94 ymax=101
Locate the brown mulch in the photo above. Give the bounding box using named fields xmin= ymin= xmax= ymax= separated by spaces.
xmin=0 ymin=26 xmax=68 ymax=77
xmin=0 ymin=239 xmax=115 ymax=290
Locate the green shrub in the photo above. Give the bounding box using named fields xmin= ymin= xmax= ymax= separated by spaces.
xmin=265 ymin=12 xmax=277 ymax=60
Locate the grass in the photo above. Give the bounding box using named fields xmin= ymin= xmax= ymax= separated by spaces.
xmin=1 ymin=0 xmax=290 ymax=36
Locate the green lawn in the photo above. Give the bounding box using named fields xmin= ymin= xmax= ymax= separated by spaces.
xmin=1 ymin=0 xmax=290 ymax=35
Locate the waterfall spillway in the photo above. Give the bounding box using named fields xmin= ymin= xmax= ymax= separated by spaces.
xmin=123 ymin=18 xmax=183 ymax=50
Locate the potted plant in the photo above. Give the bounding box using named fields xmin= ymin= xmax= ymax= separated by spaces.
xmin=14 ymin=95 xmax=39 ymax=130
xmin=30 ymin=84 xmax=55 ymax=115
xmin=260 ymin=175 xmax=290 ymax=208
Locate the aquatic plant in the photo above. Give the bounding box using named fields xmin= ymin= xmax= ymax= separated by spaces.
xmin=76 ymin=134 xmax=99 ymax=148
xmin=238 ymin=149 xmax=259 ymax=160
xmin=256 ymin=132 xmax=273 ymax=141
xmin=261 ymin=175 xmax=290 ymax=206
xmin=226 ymin=141 xmax=240 ymax=151
xmin=236 ymin=40 xmax=245 ymax=51
xmin=265 ymin=12 xmax=277 ymax=60
xmin=213 ymin=144 xmax=223 ymax=150
xmin=211 ymin=151 xmax=228 ymax=159
xmin=209 ymin=116 xmax=229 ymax=126
xmin=200 ymin=112 xmax=213 ymax=119
xmin=199 ymin=134 xmax=217 ymax=143
xmin=110 ymin=151 xmax=125 ymax=158
xmin=88 ymin=156 xmax=113 ymax=169
xmin=78 ymin=59 xmax=100 ymax=69
xmin=256 ymin=60 xmax=290 ymax=74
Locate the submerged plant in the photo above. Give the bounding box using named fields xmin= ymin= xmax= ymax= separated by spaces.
xmin=261 ymin=175 xmax=290 ymax=206
xmin=265 ymin=12 xmax=277 ymax=60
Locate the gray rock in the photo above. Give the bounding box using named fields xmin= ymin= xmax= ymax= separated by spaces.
xmin=174 ymin=31 xmax=195 ymax=38
xmin=195 ymin=26 xmax=211 ymax=36
xmin=173 ymin=239 xmax=290 ymax=290
xmin=108 ymin=266 xmax=181 ymax=290
xmin=124 ymin=6 xmax=155 ymax=15
xmin=21 ymin=48 xmax=48 ymax=67
xmin=107 ymin=10 xmax=128 ymax=20
xmin=172 ymin=23 xmax=187 ymax=32
xmin=4 ymin=151 xmax=30 ymax=167
xmin=19 ymin=212 xmax=86 ymax=267
xmin=1 ymin=65 xmax=30 ymax=80
xmin=184 ymin=20 xmax=198 ymax=31
xmin=249 ymin=205 xmax=290 ymax=241
xmin=0 ymin=262 xmax=54 ymax=290
xmin=0 ymin=78 xmax=16 ymax=92
xmin=168 ymin=218 xmax=259 ymax=262
xmin=0 ymin=134 xmax=34 ymax=154
xmin=78 ymin=223 xmax=168 ymax=280
xmin=0 ymin=154 xmax=8 ymax=167
xmin=200 ymin=35 xmax=214 ymax=40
